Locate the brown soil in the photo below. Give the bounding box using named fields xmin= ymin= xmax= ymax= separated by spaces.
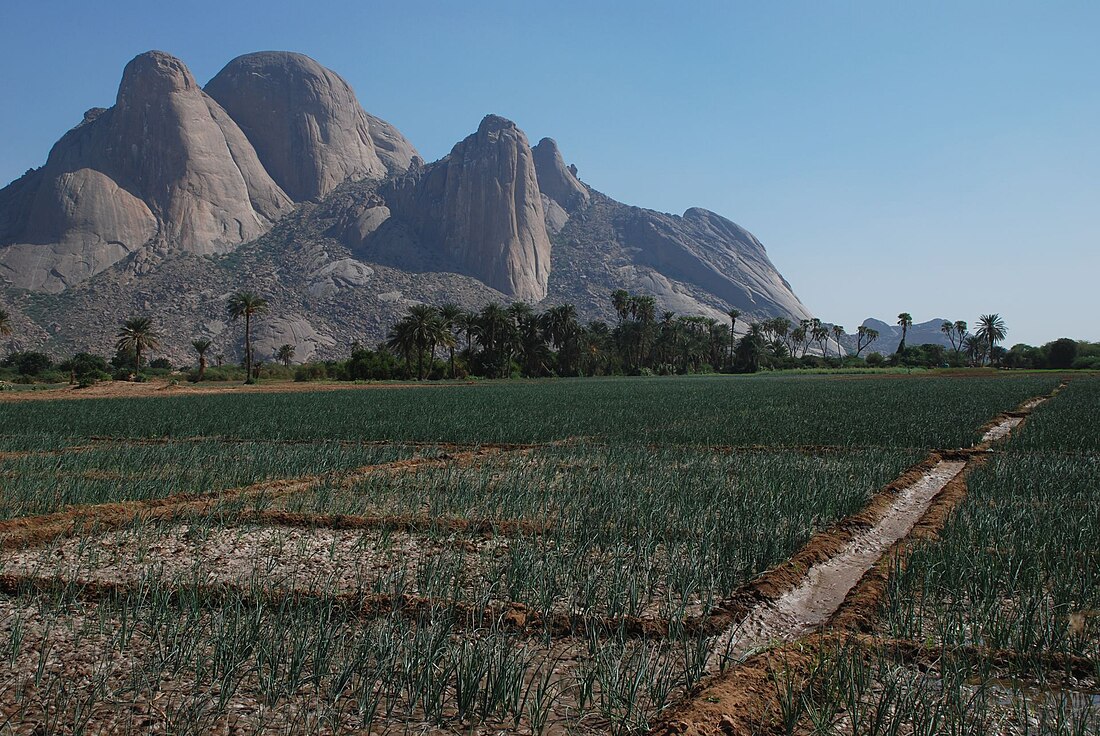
xmin=0 ymin=377 xmax=481 ymax=403
xmin=0 ymin=448 xmax=505 ymax=552
xmin=233 ymin=509 xmax=555 ymax=537
xmin=650 ymin=385 xmax=1065 ymax=736
xmin=865 ymin=635 xmax=1099 ymax=682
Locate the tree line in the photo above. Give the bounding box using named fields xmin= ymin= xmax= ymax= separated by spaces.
xmin=1 ymin=295 xmax=1095 ymax=387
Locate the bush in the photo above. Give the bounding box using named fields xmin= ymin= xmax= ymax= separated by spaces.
xmin=1071 ymin=355 xmax=1100 ymax=370
xmin=148 ymin=358 xmax=173 ymax=370
xmin=1047 ymin=338 xmax=1078 ymax=370
xmin=188 ymin=365 xmax=247 ymax=382
xmin=865 ymin=352 xmax=886 ymax=367
xmin=2 ymin=351 xmax=53 ymax=376
xmin=58 ymin=353 xmax=110 ymax=386
xmin=294 ymin=363 xmax=329 ymax=382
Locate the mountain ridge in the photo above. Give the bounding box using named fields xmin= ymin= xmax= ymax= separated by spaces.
xmin=0 ymin=50 xmax=813 ymax=363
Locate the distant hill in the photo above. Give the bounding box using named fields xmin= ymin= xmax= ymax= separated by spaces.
xmin=0 ymin=50 xmax=812 ymax=363
xmin=859 ymin=317 xmax=957 ymax=353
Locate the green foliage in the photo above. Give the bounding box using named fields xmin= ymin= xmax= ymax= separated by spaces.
xmin=1047 ymin=337 xmax=1079 ymax=369
xmin=1 ymin=350 xmax=53 ymax=376
xmin=0 ymin=374 xmax=1057 ymax=448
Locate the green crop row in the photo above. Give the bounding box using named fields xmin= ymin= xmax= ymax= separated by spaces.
xmin=5 ymin=445 xmax=920 ymax=629
xmin=1009 ymin=377 xmax=1100 ymax=452
xmin=0 ymin=374 xmax=1059 ymax=448
xmin=884 ymin=452 xmax=1100 ymax=663
xmin=0 ymin=441 xmax=427 ymax=519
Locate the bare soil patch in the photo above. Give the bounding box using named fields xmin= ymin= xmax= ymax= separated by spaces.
xmin=0 ymin=378 xmax=480 ymax=403
xmin=0 ymin=448 xmax=502 ymax=552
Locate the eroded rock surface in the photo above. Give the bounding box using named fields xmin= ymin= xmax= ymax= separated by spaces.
xmin=205 ymin=52 xmax=417 ymax=201
xmin=366 ymin=115 xmax=553 ymax=301
xmin=0 ymin=50 xmax=293 ymax=292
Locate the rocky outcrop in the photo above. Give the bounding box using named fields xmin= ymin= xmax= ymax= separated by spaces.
xmin=205 ymin=52 xmax=418 ymax=201
xmin=618 ymin=206 xmax=812 ymax=321
xmin=0 ymin=50 xmax=293 ymax=292
xmin=532 ymin=137 xmax=589 ymax=212
xmin=251 ymin=314 xmax=337 ymax=363
xmin=1 ymin=51 xmax=819 ymax=356
xmin=367 ymin=115 xmax=552 ymax=301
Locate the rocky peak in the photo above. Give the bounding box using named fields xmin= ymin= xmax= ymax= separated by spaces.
xmin=0 ymin=50 xmax=292 ymax=292
xmin=205 ymin=51 xmax=417 ymax=201
xmin=434 ymin=115 xmax=551 ymax=301
xmin=532 ymin=137 xmax=589 ymax=211
xmin=117 ymin=51 xmax=197 ymax=103
xmin=363 ymin=114 xmax=552 ymax=301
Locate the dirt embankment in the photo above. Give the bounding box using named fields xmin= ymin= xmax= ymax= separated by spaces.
xmin=650 ymin=387 xmax=1064 ymax=736
xmin=0 ymin=447 xmax=509 ymax=552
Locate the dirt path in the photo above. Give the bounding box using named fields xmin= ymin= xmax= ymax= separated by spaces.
xmin=0 ymin=377 xmax=481 ymax=403
xmin=652 ymin=388 xmax=1061 ymax=735
xmin=0 ymin=446 xmax=514 ymax=551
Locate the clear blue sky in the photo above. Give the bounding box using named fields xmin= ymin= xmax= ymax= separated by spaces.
xmin=2 ymin=1 xmax=1097 ymax=344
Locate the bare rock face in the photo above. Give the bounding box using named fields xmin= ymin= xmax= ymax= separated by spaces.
xmin=532 ymin=137 xmax=589 ymax=212
xmin=0 ymin=168 xmax=157 ymax=291
xmin=618 ymin=206 xmax=812 ymax=320
xmin=251 ymin=314 xmax=337 ymax=363
xmin=307 ymin=258 xmax=374 ymax=298
xmin=379 ymin=115 xmax=552 ymax=301
xmin=0 ymin=50 xmax=293 ymax=292
xmin=205 ymin=52 xmax=418 ymax=201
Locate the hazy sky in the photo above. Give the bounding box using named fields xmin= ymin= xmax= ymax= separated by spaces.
xmin=2 ymin=1 xmax=1096 ymax=344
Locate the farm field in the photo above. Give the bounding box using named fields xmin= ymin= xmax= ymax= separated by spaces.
xmin=677 ymin=376 xmax=1099 ymax=736
xmin=0 ymin=372 xmax=1092 ymax=734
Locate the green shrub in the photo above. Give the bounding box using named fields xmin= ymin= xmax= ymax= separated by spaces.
xmin=2 ymin=351 xmax=53 ymax=376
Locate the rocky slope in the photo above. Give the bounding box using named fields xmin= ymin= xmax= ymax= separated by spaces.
xmin=0 ymin=51 xmax=293 ymax=293
xmin=205 ymin=51 xmax=418 ymax=200
xmin=0 ymin=50 xmax=814 ymax=363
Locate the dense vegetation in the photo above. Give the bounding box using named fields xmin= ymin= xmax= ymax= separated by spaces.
xmin=0 ymin=374 xmax=1058 ymax=448
xmin=5 ymin=295 xmax=1092 ymax=389
xmin=0 ymin=373 xmax=1065 ymax=734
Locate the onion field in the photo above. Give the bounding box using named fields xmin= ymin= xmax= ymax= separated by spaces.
xmin=0 ymin=372 xmax=1092 ymax=734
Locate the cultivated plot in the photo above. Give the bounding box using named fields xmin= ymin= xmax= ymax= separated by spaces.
xmin=0 ymin=374 xmax=1085 ymax=734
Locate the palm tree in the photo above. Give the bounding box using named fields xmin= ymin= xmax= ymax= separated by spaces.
xmin=227 ymin=291 xmax=269 ymax=384
xmin=401 ymin=304 xmax=442 ymax=380
xmin=438 ymin=303 xmax=464 ymax=378
xmin=516 ymin=315 xmax=551 ymax=377
xmin=832 ymin=325 xmax=845 ymax=358
xmin=896 ymin=313 xmax=913 ymax=353
xmin=191 ymin=339 xmax=212 ymax=381
xmin=940 ymin=321 xmax=957 ymax=353
xmin=116 ymin=317 xmax=160 ymax=370
xmin=385 ymin=319 xmax=417 ymax=379
xmin=963 ymin=334 xmax=985 ymax=366
xmin=0 ymin=309 xmax=11 ymax=338
xmin=975 ymin=314 xmax=1008 ymax=366
xmin=611 ymin=290 xmax=631 ymax=325
xmin=855 ymin=325 xmax=879 ymax=357
xmin=727 ymin=309 xmax=741 ymax=365
xmin=276 ymin=344 xmax=295 ymax=368
xmin=477 ymin=302 xmax=515 ymax=378
xmin=811 ymin=319 xmax=829 ymax=357
xmin=952 ymin=321 xmax=969 ymax=360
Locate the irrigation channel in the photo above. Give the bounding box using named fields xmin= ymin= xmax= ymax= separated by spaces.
xmin=652 ymin=389 xmax=1062 ymax=735
xmin=0 ymin=385 xmax=1069 ymax=734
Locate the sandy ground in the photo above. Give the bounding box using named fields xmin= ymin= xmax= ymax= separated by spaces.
xmin=0 ymin=378 xmax=480 ymax=403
